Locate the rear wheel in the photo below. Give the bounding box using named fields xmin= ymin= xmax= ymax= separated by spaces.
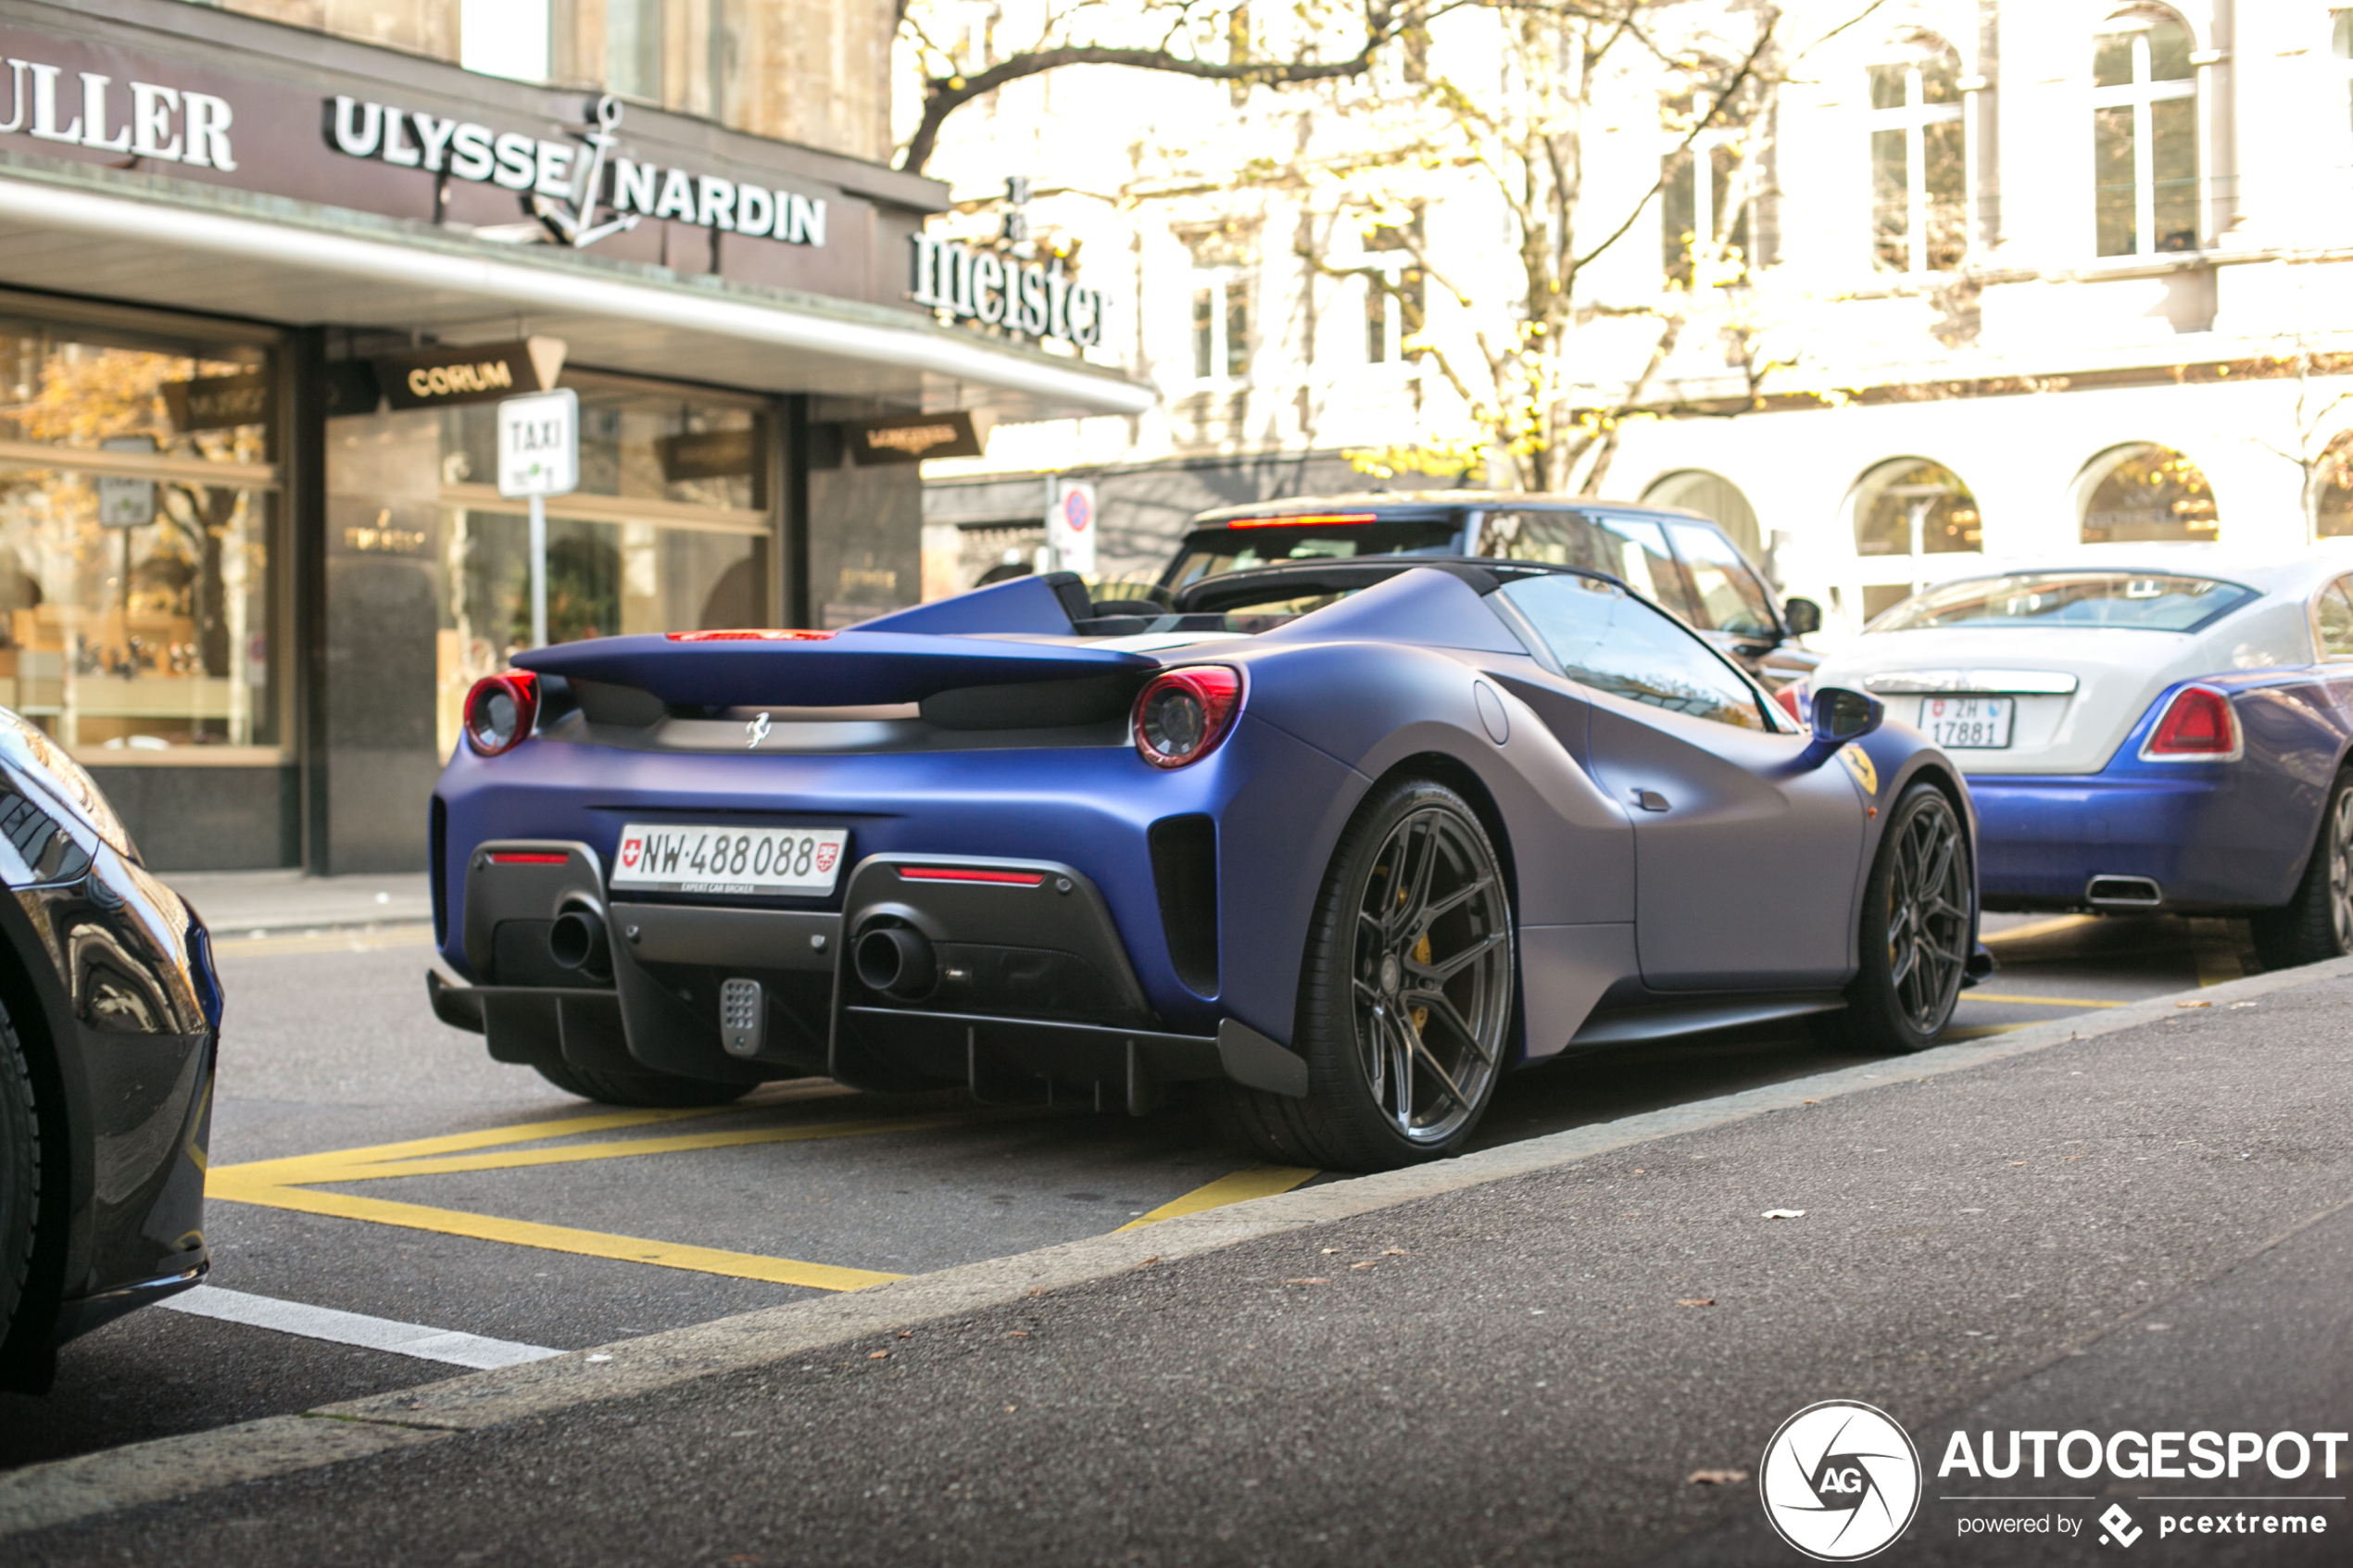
xmin=533 ymin=1061 xmax=751 ymax=1108
xmin=0 ymin=1004 xmax=39 ymax=1355
xmin=1819 ymin=783 xmax=1970 ymax=1053
xmin=2251 ymin=771 xmax=2353 ymax=971
xmin=1214 ymin=777 xmax=1515 ymax=1172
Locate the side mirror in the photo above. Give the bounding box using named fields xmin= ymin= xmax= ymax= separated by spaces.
xmin=1782 ymin=596 xmax=1823 ymax=637
xmin=1811 ymin=686 xmax=1883 ymax=746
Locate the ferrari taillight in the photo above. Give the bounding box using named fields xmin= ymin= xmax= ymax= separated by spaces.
xmin=2141 ymin=684 xmax=2240 ymax=761
xmin=1133 ymin=666 xmax=1243 ymax=769
xmin=464 ymin=672 xmax=538 ymax=757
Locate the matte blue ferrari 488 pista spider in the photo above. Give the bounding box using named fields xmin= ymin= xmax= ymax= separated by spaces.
xmin=427 ymin=559 xmax=1980 ymax=1172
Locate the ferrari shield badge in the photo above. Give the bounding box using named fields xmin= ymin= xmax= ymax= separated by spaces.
xmin=1837 ymin=744 xmax=1879 ymax=798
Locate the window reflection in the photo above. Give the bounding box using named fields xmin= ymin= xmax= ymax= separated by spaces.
xmin=0 ymin=322 xmax=278 ymax=754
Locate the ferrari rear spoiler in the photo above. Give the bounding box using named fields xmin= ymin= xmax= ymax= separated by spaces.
xmin=514 ymin=573 xmax=1159 ymax=709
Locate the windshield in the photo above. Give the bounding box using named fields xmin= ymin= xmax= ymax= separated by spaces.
xmin=1871 ymin=571 xmax=2259 ymax=633
xmin=1164 ymin=519 xmax=1460 ymax=588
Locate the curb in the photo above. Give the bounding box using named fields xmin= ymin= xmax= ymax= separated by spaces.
xmin=5 ymin=953 xmax=2346 ymax=1537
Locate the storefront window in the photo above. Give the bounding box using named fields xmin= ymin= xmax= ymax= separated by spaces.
xmin=327 ymin=371 xmax=771 ymax=761
xmin=0 ymin=317 xmax=279 ymax=756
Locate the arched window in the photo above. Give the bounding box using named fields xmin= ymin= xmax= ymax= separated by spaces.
xmin=1869 ymin=41 xmax=1966 ymax=272
xmin=1642 ymin=470 xmax=1762 ymax=557
xmin=2093 ymin=11 xmax=2198 ymax=257
xmin=1850 ymin=458 xmax=1981 ymax=557
xmin=2315 ymin=431 xmax=2353 ymax=538
xmin=2077 ymin=444 xmax=2218 ymax=542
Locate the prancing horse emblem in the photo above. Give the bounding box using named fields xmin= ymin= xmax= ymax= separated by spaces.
xmin=747 ymin=711 xmax=772 ymax=750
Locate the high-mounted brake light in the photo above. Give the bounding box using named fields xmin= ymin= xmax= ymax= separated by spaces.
xmin=2140 ymin=684 xmax=2242 ymax=762
xmin=1223 ymin=512 xmax=1378 ymax=529
xmin=463 ymin=672 xmax=538 ymax=757
xmin=666 ymin=629 xmax=837 ymax=642
xmin=1133 ymin=666 xmax=1244 ymax=769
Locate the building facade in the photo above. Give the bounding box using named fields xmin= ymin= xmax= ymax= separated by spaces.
xmin=914 ymin=0 xmax=2353 ymax=633
xmin=0 ymin=0 xmax=1144 ymax=872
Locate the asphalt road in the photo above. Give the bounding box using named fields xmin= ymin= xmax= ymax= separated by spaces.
xmin=4 ymin=921 xmax=2346 ymax=1566
xmin=0 ymin=909 xmax=2281 ymax=1486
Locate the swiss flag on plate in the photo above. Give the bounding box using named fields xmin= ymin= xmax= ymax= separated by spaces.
xmin=814 ymin=842 xmax=839 ymax=873
xmin=620 ymin=836 xmax=642 ymax=869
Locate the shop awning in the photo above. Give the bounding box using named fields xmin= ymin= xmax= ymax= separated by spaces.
xmin=0 ymin=160 xmax=1153 ymax=421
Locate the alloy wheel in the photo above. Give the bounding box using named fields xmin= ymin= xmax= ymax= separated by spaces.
xmin=1884 ymin=797 xmax=1970 ymax=1034
xmin=1348 ymin=807 xmax=1513 ymax=1146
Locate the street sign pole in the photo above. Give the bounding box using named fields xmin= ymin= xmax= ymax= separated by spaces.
xmin=497 ymin=388 xmax=579 ymax=649
xmin=529 ymin=492 xmax=547 ymax=648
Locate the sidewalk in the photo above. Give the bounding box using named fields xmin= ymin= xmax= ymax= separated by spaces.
xmin=7 ymin=959 xmax=2350 ymax=1565
xmin=164 ymin=870 xmax=433 ymax=938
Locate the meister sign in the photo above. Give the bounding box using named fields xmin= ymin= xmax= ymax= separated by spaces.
xmin=328 ymin=92 xmax=826 ymax=252
xmin=908 ymin=237 xmax=1108 ymax=349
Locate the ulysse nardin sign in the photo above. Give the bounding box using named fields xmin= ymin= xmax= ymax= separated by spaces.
xmin=328 ymin=92 xmax=826 ymax=252
xmin=908 ymin=237 xmax=1108 ymax=349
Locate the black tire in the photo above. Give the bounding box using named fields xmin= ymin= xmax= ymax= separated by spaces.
xmin=1818 ymin=783 xmax=1971 ymax=1054
xmin=532 ymin=1060 xmax=751 ymax=1108
xmin=2251 ymin=771 xmax=2353 ymax=971
xmin=0 ymin=1004 xmax=39 ymax=1354
xmin=1214 ymin=777 xmax=1515 ymax=1172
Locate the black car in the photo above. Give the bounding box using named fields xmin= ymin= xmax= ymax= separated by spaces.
xmin=0 ymin=712 xmax=220 ymax=1393
xmin=1158 ymin=492 xmax=1822 ymax=691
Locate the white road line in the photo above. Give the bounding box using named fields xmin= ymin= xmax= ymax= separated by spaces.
xmin=156 ymin=1286 xmax=560 ymax=1370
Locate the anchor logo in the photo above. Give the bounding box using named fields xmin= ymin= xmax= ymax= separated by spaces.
xmin=530 ymin=95 xmax=643 ymax=248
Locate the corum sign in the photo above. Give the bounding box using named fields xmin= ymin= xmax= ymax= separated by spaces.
xmin=326 ymin=92 xmax=825 ymax=252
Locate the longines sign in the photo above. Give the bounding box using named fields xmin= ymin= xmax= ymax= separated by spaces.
xmin=0 ymin=19 xmax=874 ymax=296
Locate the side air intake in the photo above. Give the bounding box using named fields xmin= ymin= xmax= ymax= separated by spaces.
xmin=1150 ymin=814 xmax=1219 ymax=997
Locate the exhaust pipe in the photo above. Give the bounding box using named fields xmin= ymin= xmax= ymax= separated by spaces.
xmin=548 ymin=908 xmax=612 ymax=978
xmin=855 ymin=925 xmax=937 ymax=1000
xmin=2085 ymin=875 xmax=2163 ymax=909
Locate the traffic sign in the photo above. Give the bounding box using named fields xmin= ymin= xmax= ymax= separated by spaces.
xmin=1050 ymin=480 xmax=1096 ymax=576
xmin=497 ymin=389 xmax=579 ymax=498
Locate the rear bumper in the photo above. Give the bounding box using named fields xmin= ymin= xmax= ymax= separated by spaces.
xmin=428 ymin=843 xmax=1308 ymax=1106
xmin=1969 ymin=770 xmax=2307 ymax=911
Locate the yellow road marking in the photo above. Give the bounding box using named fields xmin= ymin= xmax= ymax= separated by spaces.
xmin=1982 ymin=915 xmax=2098 ymax=945
xmin=213 ymin=923 xmax=437 ymax=956
xmin=1940 ymin=1023 xmax=2035 ymax=1041
xmin=208 ymin=1175 xmax=902 ymax=1292
xmin=313 ymin=1113 xmax=985 ymax=1182
xmin=1115 ymin=1165 xmax=1319 ymax=1231
xmin=2188 ymin=917 xmax=2246 ymax=987
xmin=1960 ymin=992 xmax=2125 ymax=1010
xmin=206 ymin=1102 xmax=988 ymax=1289
xmin=214 ymin=1108 xmax=720 ymax=1186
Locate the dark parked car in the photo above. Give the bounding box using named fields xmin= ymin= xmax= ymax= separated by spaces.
xmin=1157 ymin=493 xmax=1822 ymax=691
xmin=0 ymin=712 xmax=220 ymax=1392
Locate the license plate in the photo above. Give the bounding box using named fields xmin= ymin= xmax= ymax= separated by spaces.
xmin=610 ymin=824 xmax=848 ymax=896
xmin=1920 ymin=696 xmax=2013 ymax=749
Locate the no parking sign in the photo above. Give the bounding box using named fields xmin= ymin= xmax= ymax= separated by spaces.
xmin=1050 ymin=480 xmax=1097 ymax=575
